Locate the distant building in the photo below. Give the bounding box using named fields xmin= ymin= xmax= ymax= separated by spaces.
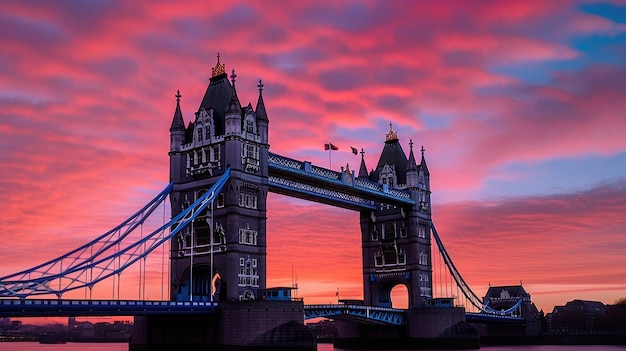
xmin=547 ymin=299 xmax=606 ymax=333
xmin=480 ymin=285 xmax=543 ymax=336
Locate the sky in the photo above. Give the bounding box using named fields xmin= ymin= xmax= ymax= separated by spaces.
xmin=1 ymin=0 xmax=626 ymax=318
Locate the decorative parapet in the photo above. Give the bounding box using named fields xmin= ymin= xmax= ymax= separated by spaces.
xmin=310 ymin=165 xmax=340 ymax=180
xmin=268 ymin=152 xmax=414 ymax=207
xmin=354 ymin=178 xmax=382 ymax=191
xmin=269 ymin=176 xmax=375 ymax=209
xmin=387 ymin=188 xmax=412 ymax=200
xmin=268 ymin=153 xmax=303 ymax=170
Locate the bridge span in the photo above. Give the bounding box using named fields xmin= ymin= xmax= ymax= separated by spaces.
xmin=0 ymin=56 xmax=542 ymax=350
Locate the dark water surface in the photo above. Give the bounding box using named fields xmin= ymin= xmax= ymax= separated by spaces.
xmin=1 ymin=343 xmax=625 ymax=351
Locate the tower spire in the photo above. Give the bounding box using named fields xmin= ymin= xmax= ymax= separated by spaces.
xmin=256 ymin=79 xmax=268 ymax=122
xmin=420 ymin=145 xmax=430 ymax=176
xmin=358 ymin=148 xmax=368 ymax=178
xmin=169 ymin=90 xmax=185 ymax=154
xmin=170 ymin=90 xmax=185 ymax=132
xmin=211 ymin=52 xmax=226 ymax=77
xmin=385 ymin=122 xmax=398 ymax=142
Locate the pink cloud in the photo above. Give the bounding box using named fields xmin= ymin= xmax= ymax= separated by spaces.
xmin=1 ymin=0 xmax=625 ymax=313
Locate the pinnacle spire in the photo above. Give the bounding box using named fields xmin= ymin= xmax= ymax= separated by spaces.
xmin=406 ymin=139 xmax=418 ymax=172
xmin=226 ymin=70 xmax=242 ymax=115
xmin=420 ymin=145 xmax=430 ymax=176
xmin=385 ymin=122 xmax=398 ymax=143
xmin=170 ymin=90 xmax=185 ymax=132
xmin=256 ymin=79 xmax=268 ymax=122
xmin=358 ymin=148 xmax=369 ymax=178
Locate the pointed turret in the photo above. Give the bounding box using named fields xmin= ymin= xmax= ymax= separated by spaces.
xmin=419 ymin=145 xmax=430 ymax=177
xmin=198 ymin=53 xmax=233 ymax=136
xmin=225 ymin=69 xmax=242 ymax=135
xmin=372 ymin=123 xmax=407 ymax=187
xmin=417 ymin=145 xmax=431 ymax=212
xmin=170 ymin=90 xmax=185 ymax=152
xmin=406 ymin=140 xmax=419 ymax=188
xmin=255 ymin=79 xmax=268 ymax=122
xmin=256 ymin=79 xmax=269 ymax=145
xmin=358 ymin=148 xmax=369 ymax=178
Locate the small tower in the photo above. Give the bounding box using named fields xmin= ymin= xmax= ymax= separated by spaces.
xmin=255 ymin=79 xmax=269 ymax=145
xmin=405 ymin=140 xmax=419 ymax=188
xmin=169 ymin=90 xmax=186 ymax=184
xmin=224 ymin=69 xmax=242 ymax=136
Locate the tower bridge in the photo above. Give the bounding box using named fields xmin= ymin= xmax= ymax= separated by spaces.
xmin=0 ymin=56 xmax=542 ymax=350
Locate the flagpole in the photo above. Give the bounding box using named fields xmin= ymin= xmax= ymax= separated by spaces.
xmin=329 ymin=143 xmax=332 ymax=169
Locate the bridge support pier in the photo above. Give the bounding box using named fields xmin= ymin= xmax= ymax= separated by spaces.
xmin=334 ymin=307 xmax=480 ymax=349
xmin=130 ymin=300 xmax=314 ymax=351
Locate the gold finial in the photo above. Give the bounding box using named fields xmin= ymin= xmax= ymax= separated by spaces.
xmin=211 ymin=52 xmax=226 ymax=77
xmin=385 ymin=122 xmax=398 ymax=142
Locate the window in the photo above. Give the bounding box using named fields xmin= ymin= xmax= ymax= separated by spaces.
xmin=197 ymin=128 xmax=202 ymax=141
xmin=371 ymin=228 xmax=379 ymax=241
xmin=419 ymin=252 xmax=428 ymax=265
xmin=217 ymin=193 xmax=225 ymax=208
xmin=239 ymin=191 xmax=258 ymax=209
xmin=212 ymin=146 xmax=220 ymax=162
xmin=196 ymin=228 xmax=210 ymax=246
xmin=398 ymin=250 xmax=406 ymax=264
xmin=238 ymin=228 xmax=258 ymax=246
xmin=238 ymin=256 xmax=259 ymax=287
xmin=246 ymin=120 xmax=254 ymax=133
xmin=400 ymin=226 xmax=407 ymax=238
xmin=418 ymin=225 xmax=428 ymax=239
xmin=383 ymin=222 xmax=395 ymax=240
xmin=205 ymin=127 xmax=210 ymax=140
xmin=419 ymin=273 xmax=431 ymax=297
xmin=375 ymin=252 xmax=383 ymax=266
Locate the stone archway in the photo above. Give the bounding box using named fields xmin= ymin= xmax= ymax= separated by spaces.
xmin=373 ymin=279 xmax=412 ymax=308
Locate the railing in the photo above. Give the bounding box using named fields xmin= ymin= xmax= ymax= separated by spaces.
xmin=268 ymin=152 xmax=414 ymax=207
xmin=0 ymin=298 xmax=220 ymax=317
xmin=304 ymin=304 xmax=405 ymax=325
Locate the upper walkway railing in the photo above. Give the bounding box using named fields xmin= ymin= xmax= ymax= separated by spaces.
xmin=268 ymin=152 xmax=414 ymax=210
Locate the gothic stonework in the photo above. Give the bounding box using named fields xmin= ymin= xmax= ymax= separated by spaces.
xmin=360 ymin=123 xmax=433 ymax=308
xmin=168 ymin=55 xmax=269 ymax=302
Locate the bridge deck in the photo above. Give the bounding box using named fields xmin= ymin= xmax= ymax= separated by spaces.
xmin=304 ymin=304 xmax=405 ymax=325
xmin=0 ymin=299 xmax=219 ymax=317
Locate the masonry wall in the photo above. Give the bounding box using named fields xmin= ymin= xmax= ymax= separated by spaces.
xmin=219 ymin=300 xmax=305 ymax=347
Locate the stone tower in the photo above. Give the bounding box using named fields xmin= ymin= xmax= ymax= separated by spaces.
xmin=168 ymin=55 xmax=269 ymax=302
xmin=359 ymin=124 xmax=433 ymax=308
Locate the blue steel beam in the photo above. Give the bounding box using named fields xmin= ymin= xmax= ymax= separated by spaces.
xmin=304 ymin=304 xmax=404 ymax=325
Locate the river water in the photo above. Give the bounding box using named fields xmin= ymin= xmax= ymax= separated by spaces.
xmin=1 ymin=343 xmax=625 ymax=351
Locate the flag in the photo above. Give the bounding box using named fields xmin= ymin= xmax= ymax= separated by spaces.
xmin=324 ymin=143 xmax=338 ymax=151
xmin=350 ymin=146 xmax=358 ymax=155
